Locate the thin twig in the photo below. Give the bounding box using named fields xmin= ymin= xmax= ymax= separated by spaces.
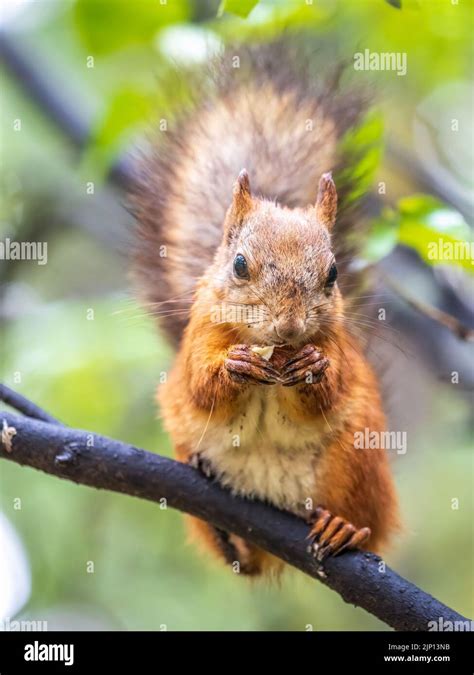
xmin=0 ymin=384 xmax=63 ymax=425
xmin=381 ymin=274 xmax=474 ymax=342
xmin=387 ymin=141 xmax=473 ymax=225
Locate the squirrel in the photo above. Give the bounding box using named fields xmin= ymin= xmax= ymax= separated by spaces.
xmin=131 ymin=41 xmax=400 ymax=576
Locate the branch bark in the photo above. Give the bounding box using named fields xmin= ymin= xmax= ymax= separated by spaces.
xmin=0 ymin=407 xmax=469 ymax=631
xmin=380 ymin=273 xmax=474 ymax=342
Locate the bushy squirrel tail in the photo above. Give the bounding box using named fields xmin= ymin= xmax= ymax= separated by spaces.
xmin=131 ymin=39 xmax=380 ymax=347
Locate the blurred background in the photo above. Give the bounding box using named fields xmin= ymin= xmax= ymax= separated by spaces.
xmin=0 ymin=0 xmax=472 ymax=631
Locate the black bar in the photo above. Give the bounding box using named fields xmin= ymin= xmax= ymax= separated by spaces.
xmin=0 ymin=631 xmax=472 ymax=672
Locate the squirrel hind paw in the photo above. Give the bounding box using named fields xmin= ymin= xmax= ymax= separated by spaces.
xmin=307 ymin=507 xmax=371 ymax=563
xmin=188 ymin=452 xmax=214 ymax=479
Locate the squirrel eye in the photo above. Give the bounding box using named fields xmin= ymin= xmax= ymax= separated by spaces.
xmin=326 ymin=262 xmax=338 ymax=286
xmin=233 ymin=254 xmax=249 ymax=280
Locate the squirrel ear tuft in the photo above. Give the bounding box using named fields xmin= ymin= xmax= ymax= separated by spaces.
xmin=315 ymin=172 xmax=337 ymax=231
xmin=224 ymin=169 xmax=253 ymax=243
xmin=233 ymin=168 xmax=252 ymax=206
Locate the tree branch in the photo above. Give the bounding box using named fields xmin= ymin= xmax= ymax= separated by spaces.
xmin=0 ymin=407 xmax=469 ymax=631
xmin=381 ymin=273 xmax=474 ymax=342
xmin=0 ymin=384 xmax=63 ymax=425
xmin=0 ymin=30 xmax=133 ymax=188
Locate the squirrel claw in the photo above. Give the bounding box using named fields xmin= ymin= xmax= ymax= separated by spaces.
xmin=225 ymin=345 xmax=280 ymax=385
xmin=307 ymin=507 xmax=371 ymax=562
xmin=281 ymin=346 xmax=329 ymax=386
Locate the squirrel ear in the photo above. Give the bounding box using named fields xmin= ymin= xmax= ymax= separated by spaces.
xmin=232 ymin=168 xmax=252 ymax=211
xmin=224 ymin=169 xmax=253 ymax=243
xmin=315 ymin=172 xmax=337 ymax=231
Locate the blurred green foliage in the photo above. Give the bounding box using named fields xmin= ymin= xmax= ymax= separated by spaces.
xmin=366 ymin=196 xmax=473 ymax=270
xmin=337 ymin=112 xmax=384 ymax=207
xmin=0 ymin=0 xmax=472 ymax=631
xmin=72 ymin=0 xmax=473 ymax=270
xmin=218 ymin=0 xmax=260 ymax=18
xmin=75 ymin=0 xmax=189 ymax=54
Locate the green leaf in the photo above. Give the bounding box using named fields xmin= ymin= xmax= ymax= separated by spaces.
xmin=398 ymin=195 xmax=470 ymax=239
xmin=75 ymin=0 xmax=189 ymax=54
xmin=94 ymin=89 xmax=153 ymax=148
xmin=337 ymin=112 xmax=384 ymax=207
xmin=217 ymin=0 xmax=259 ymax=19
xmin=82 ymin=88 xmax=154 ymax=179
xmin=364 ymin=194 xmax=473 ymax=272
xmin=363 ymin=212 xmax=399 ymax=263
xmin=398 ymin=221 xmax=473 ymax=273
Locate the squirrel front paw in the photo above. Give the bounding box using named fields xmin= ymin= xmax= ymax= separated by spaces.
xmin=280 ymin=344 xmax=329 ymax=387
xmin=307 ymin=507 xmax=371 ymax=563
xmin=225 ymin=344 xmax=280 ymax=385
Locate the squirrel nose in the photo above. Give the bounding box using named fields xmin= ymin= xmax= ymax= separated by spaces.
xmin=274 ymin=317 xmax=306 ymax=342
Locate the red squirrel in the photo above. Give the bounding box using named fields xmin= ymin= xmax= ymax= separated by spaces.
xmin=132 ymin=42 xmax=400 ymax=575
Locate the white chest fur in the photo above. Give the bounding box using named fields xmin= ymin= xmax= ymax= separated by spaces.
xmin=196 ymin=388 xmax=324 ymax=515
